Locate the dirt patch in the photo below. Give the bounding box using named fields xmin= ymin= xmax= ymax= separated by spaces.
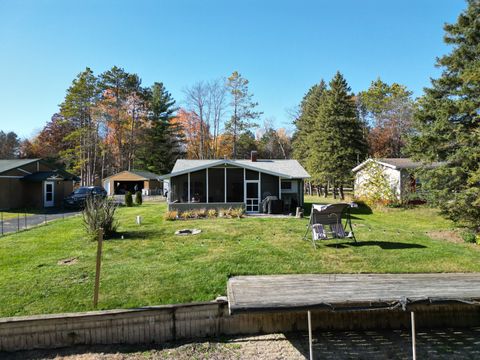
xmin=57 ymin=257 xmax=78 ymax=266
xmin=427 ymin=230 xmax=463 ymax=244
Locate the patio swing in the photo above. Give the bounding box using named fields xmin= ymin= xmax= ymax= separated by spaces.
xmin=303 ymin=203 xmax=357 ymax=248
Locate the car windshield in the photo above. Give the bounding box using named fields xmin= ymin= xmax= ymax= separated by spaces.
xmin=73 ymin=188 xmax=89 ymax=195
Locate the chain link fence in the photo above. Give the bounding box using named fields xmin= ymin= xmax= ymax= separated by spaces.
xmin=0 ymin=208 xmax=80 ymax=236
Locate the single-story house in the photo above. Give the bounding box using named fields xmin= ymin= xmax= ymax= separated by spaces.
xmin=161 ymin=152 xmax=310 ymax=213
xmin=102 ymin=170 xmax=162 ymax=196
xmin=0 ymin=159 xmax=79 ymax=209
xmin=352 ymin=158 xmax=445 ymax=202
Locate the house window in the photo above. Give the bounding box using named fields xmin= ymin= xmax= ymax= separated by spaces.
xmin=281 ymin=181 xmax=292 ymax=190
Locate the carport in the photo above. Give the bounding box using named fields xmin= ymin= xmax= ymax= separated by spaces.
xmin=102 ymin=170 xmax=162 ymax=195
xmin=227 ymin=273 xmax=480 ymax=360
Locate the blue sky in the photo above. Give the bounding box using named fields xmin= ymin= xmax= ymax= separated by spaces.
xmin=0 ymin=0 xmax=466 ymax=138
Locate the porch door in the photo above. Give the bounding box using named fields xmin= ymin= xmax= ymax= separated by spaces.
xmin=44 ymin=181 xmax=55 ymax=207
xmin=245 ymin=181 xmax=260 ymax=213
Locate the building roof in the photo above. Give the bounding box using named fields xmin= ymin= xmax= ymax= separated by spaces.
xmin=165 ymin=159 xmax=311 ymax=179
xmin=22 ymin=170 xmax=79 ymax=182
xmin=103 ymin=169 xmax=161 ymax=181
xmin=0 ymin=159 xmax=40 ymax=174
xmin=352 ymin=158 xmax=446 ymax=172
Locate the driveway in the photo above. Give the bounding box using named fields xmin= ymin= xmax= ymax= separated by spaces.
xmin=0 ymin=209 xmax=81 ymax=235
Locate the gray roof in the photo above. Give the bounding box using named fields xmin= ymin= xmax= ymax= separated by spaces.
xmin=104 ymin=169 xmax=161 ymax=181
xmin=352 ymin=158 xmax=446 ymax=172
xmin=0 ymin=159 xmax=40 ymax=174
xmin=168 ymin=159 xmax=310 ymax=179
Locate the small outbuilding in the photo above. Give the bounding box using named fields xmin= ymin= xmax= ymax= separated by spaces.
xmin=102 ymin=170 xmax=162 ymax=196
xmin=352 ymin=158 xmax=444 ymax=202
xmin=0 ymin=158 xmax=79 ymax=209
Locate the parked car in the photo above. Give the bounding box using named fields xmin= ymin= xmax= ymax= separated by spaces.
xmin=63 ymin=186 xmax=107 ymax=209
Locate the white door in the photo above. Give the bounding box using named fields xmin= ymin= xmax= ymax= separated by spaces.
xmin=44 ymin=181 xmax=55 ymax=207
xmin=245 ymin=181 xmax=260 ymax=213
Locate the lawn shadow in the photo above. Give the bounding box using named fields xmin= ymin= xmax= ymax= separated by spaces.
xmin=110 ymin=229 xmax=166 ymax=240
xmin=325 ymin=240 xmax=426 ymax=250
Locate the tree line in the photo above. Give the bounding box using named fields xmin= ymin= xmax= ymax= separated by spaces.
xmin=0 ymin=0 xmax=477 ymax=230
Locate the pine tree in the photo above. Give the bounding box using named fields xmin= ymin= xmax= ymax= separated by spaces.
xmin=292 ymin=80 xmax=326 ymax=168
xmin=60 ymin=67 xmax=101 ymax=185
xmin=225 ymin=71 xmax=262 ymax=158
xmin=135 ymin=82 xmax=184 ymax=174
xmin=408 ymin=0 xmax=480 ymax=230
xmin=308 ymin=72 xmax=368 ymax=197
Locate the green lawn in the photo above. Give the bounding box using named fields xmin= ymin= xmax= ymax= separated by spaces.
xmin=0 ymin=198 xmax=479 ymax=317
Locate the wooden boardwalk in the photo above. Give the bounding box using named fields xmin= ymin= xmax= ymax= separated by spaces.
xmin=227 ymin=273 xmax=480 ymax=314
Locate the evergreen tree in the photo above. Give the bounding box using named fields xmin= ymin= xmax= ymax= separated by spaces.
xmin=408 ymin=0 xmax=480 ymax=230
xmin=225 ymin=71 xmax=262 ymax=158
xmin=292 ymin=80 xmax=326 ymax=167
xmin=60 ymin=67 xmax=101 ymax=185
xmin=308 ymin=72 xmax=368 ymax=196
xmin=135 ymin=82 xmax=184 ymax=174
xmin=0 ymin=131 xmax=20 ymax=158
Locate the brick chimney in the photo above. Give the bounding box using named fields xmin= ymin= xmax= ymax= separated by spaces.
xmin=251 ymin=151 xmax=258 ymax=162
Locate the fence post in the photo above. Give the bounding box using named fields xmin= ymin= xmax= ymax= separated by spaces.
xmin=93 ymin=228 xmax=104 ymax=308
xmin=17 ymin=213 xmax=20 ymax=231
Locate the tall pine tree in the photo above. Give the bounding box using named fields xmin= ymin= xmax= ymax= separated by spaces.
xmin=135 ymin=82 xmax=184 ymax=174
xmin=408 ymin=0 xmax=480 ymax=230
xmin=308 ymin=72 xmax=367 ymax=197
xmin=292 ymin=80 xmax=326 ymax=168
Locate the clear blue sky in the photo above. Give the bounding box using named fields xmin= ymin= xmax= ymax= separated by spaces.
xmin=0 ymin=0 xmax=466 ymax=138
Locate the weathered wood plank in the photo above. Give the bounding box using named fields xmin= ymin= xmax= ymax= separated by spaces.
xmin=227 ymin=273 xmax=480 ymax=314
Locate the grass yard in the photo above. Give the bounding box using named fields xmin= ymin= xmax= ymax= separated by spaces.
xmin=0 ymin=197 xmax=479 ymax=317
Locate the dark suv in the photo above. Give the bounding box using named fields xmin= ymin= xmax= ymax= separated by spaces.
xmin=63 ymin=186 xmax=107 ymax=209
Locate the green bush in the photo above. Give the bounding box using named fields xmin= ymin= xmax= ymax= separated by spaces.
xmin=82 ymin=196 xmax=118 ymax=239
xmin=461 ymin=230 xmax=477 ymax=244
xmin=135 ymin=191 xmax=143 ymax=205
xmin=125 ymin=192 xmax=133 ymax=207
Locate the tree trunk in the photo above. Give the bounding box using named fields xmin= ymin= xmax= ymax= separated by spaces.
xmin=339 ymin=184 xmax=345 ymax=200
xmin=333 ymin=181 xmax=337 ymax=199
xmin=324 ymin=182 xmax=329 ymax=198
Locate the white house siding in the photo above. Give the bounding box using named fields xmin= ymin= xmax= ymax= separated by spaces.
xmin=354 ymin=165 xmax=402 ymax=200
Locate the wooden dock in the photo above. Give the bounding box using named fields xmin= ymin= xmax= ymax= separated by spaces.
xmin=227 ymin=273 xmax=480 ymax=314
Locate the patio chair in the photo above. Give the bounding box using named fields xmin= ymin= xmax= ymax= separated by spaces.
xmin=303 ymin=203 xmax=356 ymax=248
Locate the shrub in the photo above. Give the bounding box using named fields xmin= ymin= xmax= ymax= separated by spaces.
xmin=82 ymin=196 xmax=118 ymax=239
xmin=230 ymin=207 xmax=245 ymax=219
xmin=125 ymin=192 xmax=133 ymax=207
xmin=195 ymin=208 xmax=207 ymax=218
xmin=218 ymin=208 xmax=228 ymax=218
xmin=207 ymin=209 xmax=217 ymax=218
xmin=135 ymin=191 xmax=143 ymax=205
xmin=165 ymin=210 xmax=178 ymax=221
xmin=462 ymin=230 xmax=477 ymax=244
xmin=180 ymin=210 xmax=193 ymax=220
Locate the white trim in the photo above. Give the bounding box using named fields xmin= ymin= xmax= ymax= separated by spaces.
xmin=224 ymin=167 xmax=227 ymax=203
xmin=162 ymin=159 xmax=309 ymax=180
xmin=206 ymin=168 xmax=209 ymax=203
xmin=17 ymin=168 xmax=32 ymax=174
xmin=243 ymin=168 xmax=246 ymax=206
xmin=278 ymin=177 xmax=282 ymax=200
xmin=259 ymin=172 xmax=262 ymax=199
xmin=352 ymin=158 xmax=397 ymax=172
xmin=43 ymin=181 xmax=55 ymax=207
xmin=187 ymin=172 xmax=191 ymax=203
